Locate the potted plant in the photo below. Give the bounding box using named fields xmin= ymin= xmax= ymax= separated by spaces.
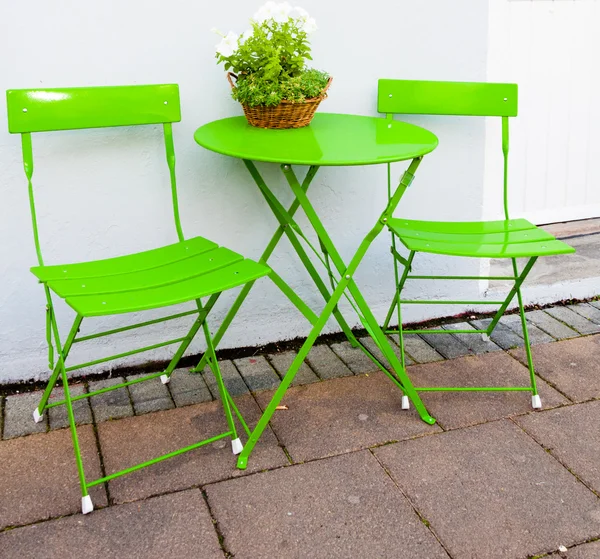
xmin=213 ymin=2 xmax=331 ymax=129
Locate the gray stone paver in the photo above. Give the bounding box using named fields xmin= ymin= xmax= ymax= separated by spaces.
xmin=0 ymin=489 xmax=224 ymax=559
xmin=554 ymin=540 xmax=600 ymax=558
xmin=206 ymin=451 xmax=448 ymax=559
xmin=48 ymin=384 xmax=93 ymax=430
xmin=305 ymin=344 xmax=353 ymax=379
xmin=330 ymin=340 xmax=377 ymax=374
xmin=202 ymin=359 xmax=248 ymax=399
xmin=407 ymin=352 xmax=568 ymax=430
xmin=515 ymin=400 xmax=600 ymax=494
xmin=589 ymin=300 xmax=600 ymax=311
xmin=126 ymin=375 xmax=174 ymax=415
xmin=254 ymin=371 xmax=441 ymax=463
xmin=359 ymin=335 xmax=414 ymax=367
xmin=443 ymin=321 xmax=503 ymax=353
xmin=168 ymin=368 xmax=212 ymax=407
xmin=401 ymin=333 xmax=444 ymax=363
xmin=545 ymin=306 xmax=600 ymax=335
xmin=375 ymin=420 xmax=600 ymax=559
xmin=420 ymin=328 xmax=472 ymax=359
xmin=510 ymin=335 xmax=600 ymax=402
xmin=501 ymin=312 xmax=556 ymax=344
xmin=98 ymin=395 xmax=288 ymax=504
xmin=570 ymin=302 xmax=600 ymax=325
xmin=526 ymin=309 xmax=580 ymax=340
xmin=268 ymin=350 xmax=319 ymax=386
xmin=470 ymin=318 xmax=525 ymax=350
xmin=233 ymin=355 xmax=280 ymax=392
xmin=0 ymin=425 xmax=106 ymax=530
xmin=3 ymin=391 xmax=47 ymax=439
xmin=88 ymin=377 xmax=133 ymax=422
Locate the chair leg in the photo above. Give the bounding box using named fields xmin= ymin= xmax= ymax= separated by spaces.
xmin=512 ymin=258 xmax=541 ymax=409
xmin=34 ymin=314 xmax=82 ymax=423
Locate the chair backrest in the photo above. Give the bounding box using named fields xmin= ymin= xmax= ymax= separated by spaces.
xmin=6 ymin=84 xmax=184 ymax=266
xmin=377 ymin=79 xmax=518 ymax=219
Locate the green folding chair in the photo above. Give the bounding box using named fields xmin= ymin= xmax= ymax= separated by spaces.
xmin=379 ymin=80 xmax=575 ymax=409
xmin=6 ymin=84 xmax=270 ymax=514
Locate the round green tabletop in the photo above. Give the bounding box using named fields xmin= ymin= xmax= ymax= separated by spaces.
xmin=194 ymin=113 xmax=438 ymax=166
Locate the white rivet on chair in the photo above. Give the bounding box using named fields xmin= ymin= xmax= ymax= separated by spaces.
xmin=23 ymin=108 xmax=28 ymax=113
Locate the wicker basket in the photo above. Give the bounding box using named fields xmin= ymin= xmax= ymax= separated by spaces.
xmin=227 ymin=73 xmax=332 ymax=129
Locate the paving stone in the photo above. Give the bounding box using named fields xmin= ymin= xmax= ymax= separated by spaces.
xmin=375 ymin=420 xmax=600 ymax=559
xmin=202 ymin=359 xmax=249 ymax=399
xmin=419 ymin=328 xmax=472 ymax=359
xmin=570 ymin=302 xmax=600 ymax=325
xmin=168 ymin=367 xmax=212 ymax=407
xmin=305 ymin=344 xmax=353 ymax=379
xmin=471 ymin=318 xmax=525 ymax=350
xmin=89 ymin=377 xmax=133 ymax=422
xmin=502 ymin=312 xmax=555 ymax=344
xmin=407 ymin=352 xmax=567 ymax=430
xmin=510 ymin=335 xmax=600 ymax=402
xmin=359 ymin=335 xmax=414 ymax=367
xmin=254 ymin=372 xmax=440 ymax=463
xmin=443 ymin=321 xmax=503 ymax=353
xmin=590 ymin=300 xmax=600 ymax=311
xmin=0 ymin=489 xmax=223 ymax=559
xmin=268 ymin=350 xmax=319 ymax=386
xmin=545 ymin=306 xmax=600 ymax=335
xmin=48 ymin=384 xmax=93 ymax=430
xmin=550 ymin=540 xmax=600 ymax=558
xmin=515 ymin=400 xmax=600 ymax=494
xmin=401 ymin=333 xmax=444 ymax=363
xmin=233 ymin=355 xmax=280 ymax=392
xmin=126 ymin=375 xmax=174 ymax=415
xmin=330 ymin=340 xmax=378 ymax=374
xmin=3 ymin=391 xmax=47 ymax=439
xmin=206 ymin=450 xmax=448 ymax=559
xmin=0 ymin=425 xmax=106 ymax=529
xmin=98 ymin=394 xmax=288 ymax=504
xmin=526 ymin=309 xmax=579 ymax=340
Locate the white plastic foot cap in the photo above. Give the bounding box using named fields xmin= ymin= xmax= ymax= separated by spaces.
xmin=160 ymin=374 xmax=171 ymax=385
xmin=33 ymin=408 xmax=44 ymax=423
xmin=401 ymin=395 xmax=410 ymax=410
xmin=231 ymin=438 xmax=243 ymax=455
xmin=481 ymin=334 xmax=491 ymax=342
xmin=81 ymin=495 xmax=94 ymax=515
xmin=532 ymin=395 xmax=542 ymax=409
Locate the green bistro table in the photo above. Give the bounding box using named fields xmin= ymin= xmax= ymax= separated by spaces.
xmin=194 ymin=112 xmax=439 ymax=469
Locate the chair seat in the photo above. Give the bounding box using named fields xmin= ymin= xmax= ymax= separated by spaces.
xmin=31 ymin=236 xmax=270 ymax=317
xmin=388 ymin=218 xmax=575 ymax=258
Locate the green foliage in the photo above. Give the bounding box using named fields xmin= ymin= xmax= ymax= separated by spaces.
xmin=232 ymin=69 xmax=329 ymax=107
xmin=215 ymin=17 xmax=329 ymax=107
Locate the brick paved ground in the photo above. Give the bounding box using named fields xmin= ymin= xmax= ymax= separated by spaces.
xmin=1 ymin=302 xmax=599 ymax=558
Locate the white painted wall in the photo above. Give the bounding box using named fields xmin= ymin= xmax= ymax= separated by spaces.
xmin=0 ymin=0 xmax=489 ymax=384
xmin=485 ymin=0 xmax=600 ymax=225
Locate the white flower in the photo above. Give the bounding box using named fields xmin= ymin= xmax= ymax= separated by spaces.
xmin=253 ymin=1 xmax=278 ymax=23
xmin=301 ymin=16 xmax=318 ymax=34
xmin=240 ymin=28 xmax=254 ymax=44
xmin=294 ymin=6 xmax=310 ymax=21
xmin=272 ymin=2 xmax=292 ymax=23
xmin=253 ymin=1 xmax=292 ymax=24
xmin=215 ymin=31 xmax=239 ymax=57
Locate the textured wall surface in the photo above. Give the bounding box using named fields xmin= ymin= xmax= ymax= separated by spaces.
xmin=0 ymin=0 xmax=489 ymax=383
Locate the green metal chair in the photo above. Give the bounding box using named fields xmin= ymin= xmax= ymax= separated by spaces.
xmin=6 ymin=84 xmax=270 ymax=514
xmin=378 ymin=80 xmax=575 ymax=409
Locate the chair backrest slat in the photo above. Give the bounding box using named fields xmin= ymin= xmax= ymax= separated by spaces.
xmin=378 ymin=79 xmax=517 ymax=117
xmin=7 ymin=84 xmax=181 ymax=133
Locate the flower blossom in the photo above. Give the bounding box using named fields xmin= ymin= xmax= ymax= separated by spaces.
xmin=301 ymin=16 xmax=317 ymax=34
xmin=215 ymin=31 xmax=239 ymax=57
xmin=254 ymin=2 xmax=292 ymax=24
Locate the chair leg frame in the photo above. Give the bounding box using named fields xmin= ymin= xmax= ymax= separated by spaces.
xmin=384 ymin=249 xmax=541 ymax=404
xmin=34 ymin=289 xmax=247 ymax=514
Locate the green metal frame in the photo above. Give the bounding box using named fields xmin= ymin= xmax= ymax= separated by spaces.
xmin=379 ymin=79 xmax=551 ymax=403
xmin=6 ymin=85 xmax=255 ymax=513
xmin=190 ymin=157 xmax=437 ymax=470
